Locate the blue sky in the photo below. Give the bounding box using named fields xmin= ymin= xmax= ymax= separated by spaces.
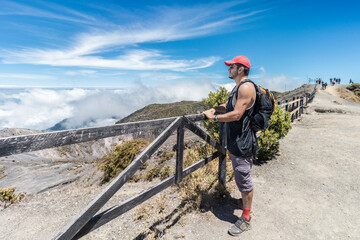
xmin=1 ymin=0 xmax=359 ymax=89
xmin=0 ymin=0 xmax=359 ymax=130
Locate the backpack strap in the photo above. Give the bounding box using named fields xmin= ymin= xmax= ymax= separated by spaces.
xmin=234 ymin=79 xmax=256 ymax=100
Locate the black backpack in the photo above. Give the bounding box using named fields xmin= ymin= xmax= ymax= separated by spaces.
xmin=239 ymin=79 xmax=276 ymax=132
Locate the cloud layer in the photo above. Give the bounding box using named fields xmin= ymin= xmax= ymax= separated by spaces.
xmin=0 ymin=81 xmax=218 ymax=130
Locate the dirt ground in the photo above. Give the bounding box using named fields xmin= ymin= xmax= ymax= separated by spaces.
xmin=1 ymin=84 xmax=360 ymax=240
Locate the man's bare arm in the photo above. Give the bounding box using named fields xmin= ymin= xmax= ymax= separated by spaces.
xmin=203 ymin=83 xmax=254 ymax=122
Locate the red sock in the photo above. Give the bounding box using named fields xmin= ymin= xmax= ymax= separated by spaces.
xmin=242 ymin=208 xmax=251 ymax=221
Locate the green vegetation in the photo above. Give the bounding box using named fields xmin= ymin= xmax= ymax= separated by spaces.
xmin=145 ymin=166 xmax=160 ymax=181
xmin=202 ymin=86 xmax=231 ymax=140
xmin=257 ymin=105 xmax=291 ymax=159
xmin=0 ymin=187 xmax=25 ymax=208
xmin=159 ymin=151 xmax=175 ymax=164
xmin=0 ymin=167 xmax=6 ymax=180
xmin=178 ymin=145 xmax=232 ymax=210
xmin=98 ymin=139 xmax=151 ymax=183
xmin=346 ymin=83 xmax=360 ymax=97
xmin=117 ymin=101 xmax=207 ymax=123
xmin=160 ymin=165 xmax=172 ymax=180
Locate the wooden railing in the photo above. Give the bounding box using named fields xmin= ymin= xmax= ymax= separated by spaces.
xmin=0 ymin=114 xmax=227 ymax=240
xmin=277 ymin=85 xmax=317 ymax=121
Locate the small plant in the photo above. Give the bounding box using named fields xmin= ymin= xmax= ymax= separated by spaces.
xmin=145 ymin=167 xmax=160 ymax=181
xmin=160 ymin=165 xmax=172 ymax=180
xmin=140 ymin=162 xmax=148 ymax=170
xmin=129 ymin=174 xmax=142 ymax=182
xmin=159 ymin=151 xmax=175 ymax=164
xmin=0 ymin=187 xmax=25 ymax=208
xmin=0 ymin=167 xmax=6 ymax=180
xmin=98 ymin=138 xmax=151 ymax=183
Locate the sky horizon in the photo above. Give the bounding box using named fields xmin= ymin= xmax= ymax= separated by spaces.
xmin=0 ymin=0 xmax=359 ymax=130
xmin=1 ymin=0 xmax=359 ymax=90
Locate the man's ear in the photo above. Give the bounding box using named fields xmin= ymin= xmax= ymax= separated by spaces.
xmin=238 ymin=66 xmax=243 ymax=74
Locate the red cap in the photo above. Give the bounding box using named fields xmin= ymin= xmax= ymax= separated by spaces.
xmin=224 ymin=56 xmax=251 ymax=69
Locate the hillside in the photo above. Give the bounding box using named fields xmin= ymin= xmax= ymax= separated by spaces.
xmin=116 ymin=100 xmax=207 ymax=123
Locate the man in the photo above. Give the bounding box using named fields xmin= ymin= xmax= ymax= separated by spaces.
xmin=203 ymin=56 xmax=258 ymax=236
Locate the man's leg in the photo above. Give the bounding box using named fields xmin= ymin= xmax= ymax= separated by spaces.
xmin=229 ymin=154 xmax=254 ymax=236
xmin=241 ymin=189 xmax=253 ymax=221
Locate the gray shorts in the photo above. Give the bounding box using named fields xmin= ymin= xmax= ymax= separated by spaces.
xmin=230 ymin=154 xmax=254 ymax=192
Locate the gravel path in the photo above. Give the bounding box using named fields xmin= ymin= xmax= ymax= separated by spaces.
xmin=1 ymin=84 xmax=359 ymax=240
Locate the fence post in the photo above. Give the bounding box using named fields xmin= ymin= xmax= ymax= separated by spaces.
xmin=218 ymin=122 xmax=226 ymax=188
xmin=300 ymin=97 xmax=304 ymax=115
xmin=292 ymin=97 xmax=295 ymax=112
xmin=285 ymin=100 xmax=289 ymax=112
xmin=175 ymin=124 xmax=184 ymax=184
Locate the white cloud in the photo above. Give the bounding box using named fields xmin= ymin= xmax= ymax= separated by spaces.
xmin=0 ymin=73 xmax=54 ymax=80
xmin=1 ymin=2 xmax=266 ymax=71
xmin=252 ymin=67 xmax=303 ymax=92
xmin=65 ymin=70 xmax=97 ymax=76
xmin=0 ymin=81 xmax=219 ymax=130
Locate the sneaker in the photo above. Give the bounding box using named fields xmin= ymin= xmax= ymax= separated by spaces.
xmin=228 ymin=216 xmax=251 ymax=236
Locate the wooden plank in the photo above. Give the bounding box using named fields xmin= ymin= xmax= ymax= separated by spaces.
xmin=218 ymin=123 xmax=226 ymax=187
xmin=0 ymin=114 xmax=205 ymax=158
xmin=73 ymin=175 xmax=176 ymax=239
xmin=182 ymin=151 xmax=220 ymax=177
xmin=73 ymin=151 xmax=220 ymax=239
xmin=287 ymin=98 xmax=300 ymax=106
xmin=290 ymin=108 xmax=299 ymax=115
xmin=182 ymin=117 xmax=226 ymax=155
xmin=53 ymin=117 xmax=183 ymax=240
xmin=175 ymin=125 xmax=184 ymax=184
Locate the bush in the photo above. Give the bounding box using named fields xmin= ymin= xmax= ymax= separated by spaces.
xmin=257 ymin=105 xmax=291 ymax=159
xmin=160 ymin=165 xmax=172 ymax=180
xmin=145 ymin=166 xmax=160 ymax=181
xmin=202 ymin=87 xmax=231 ymax=140
xmin=99 ymin=139 xmax=151 ymax=183
xmin=346 ymin=83 xmax=360 ymax=97
xmin=0 ymin=187 xmax=25 ymax=208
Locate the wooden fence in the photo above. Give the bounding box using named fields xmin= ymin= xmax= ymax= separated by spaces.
xmin=0 ymin=84 xmax=317 ymax=239
xmin=0 ymin=114 xmax=227 ymax=240
xmin=277 ymin=85 xmax=317 ymax=122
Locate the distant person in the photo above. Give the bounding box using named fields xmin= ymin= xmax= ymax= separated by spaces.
xmin=324 ymin=82 xmax=327 ymax=89
xmin=330 ymin=78 xmax=332 ymax=84
xmin=350 ymin=79 xmax=353 ymax=84
xmin=203 ymin=55 xmax=257 ymax=236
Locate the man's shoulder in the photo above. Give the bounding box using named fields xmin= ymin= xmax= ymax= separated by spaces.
xmin=238 ymin=81 xmax=256 ymax=94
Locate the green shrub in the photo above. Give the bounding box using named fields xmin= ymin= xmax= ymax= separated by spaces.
xmin=160 ymin=165 xmax=172 ymax=180
xmin=346 ymin=83 xmax=360 ymax=91
xmin=257 ymin=105 xmax=291 ymax=159
xmin=202 ymin=87 xmax=231 ymax=140
xmin=0 ymin=187 xmax=25 ymax=208
xmin=99 ymin=139 xmax=151 ymax=183
xmin=145 ymin=166 xmax=160 ymax=181
xmin=159 ymin=151 xmax=175 ymax=164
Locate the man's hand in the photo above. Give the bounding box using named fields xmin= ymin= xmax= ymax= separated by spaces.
xmin=203 ymin=108 xmax=215 ymax=121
